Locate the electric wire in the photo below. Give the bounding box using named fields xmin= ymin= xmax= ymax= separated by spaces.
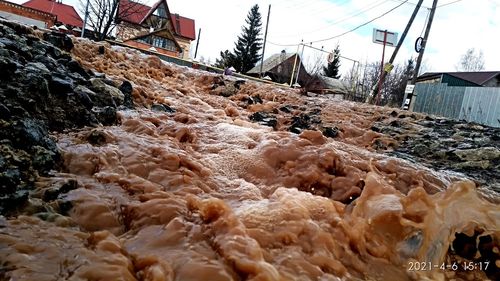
xmin=307 ymin=0 xmax=409 ymax=44
xmin=438 ymin=0 xmax=464 ymax=8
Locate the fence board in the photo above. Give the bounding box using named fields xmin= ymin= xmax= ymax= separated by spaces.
xmin=414 ymin=84 xmax=500 ymax=127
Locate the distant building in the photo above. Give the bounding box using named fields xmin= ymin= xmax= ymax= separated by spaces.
xmin=115 ymin=0 xmax=195 ymax=59
xmin=305 ymin=75 xmax=348 ymax=98
xmin=22 ymin=0 xmax=82 ymax=28
xmin=0 ymin=0 xmax=56 ymax=28
xmin=417 ymin=71 xmax=500 ymax=87
xmin=247 ymin=50 xmax=310 ymax=86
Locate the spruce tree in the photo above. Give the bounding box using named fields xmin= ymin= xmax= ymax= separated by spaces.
xmin=214 ymin=50 xmax=234 ymax=68
xmin=323 ymin=45 xmax=341 ymax=79
xmin=232 ymin=5 xmax=263 ymax=73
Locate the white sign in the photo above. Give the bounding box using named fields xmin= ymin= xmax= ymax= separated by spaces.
xmin=405 ymin=84 xmax=415 ymax=94
xmin=372 ymin=29 xmax=398 ymax=47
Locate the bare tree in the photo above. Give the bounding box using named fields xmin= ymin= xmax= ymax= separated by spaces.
xmin=455 ymin=48 xmax=485 ymax=71
xmin=79 ymin=0 xmax=145 ymax=41
xmin=344 ymin=59 xmax=414 ymax=106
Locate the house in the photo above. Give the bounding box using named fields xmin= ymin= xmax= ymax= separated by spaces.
xmin=0 ymin=0 xmax=56 ymax=28
xmin=417 ymin=71 xmax=500 ymax=87
xmin=22 ymin=0 xmax=82 ymax=28
xmin=247 ymin=50 xmax=311 ymax=86
xmin=115 ymin=0 xmax=195 ymax=59
xmin=305 ymin=75 xmax=348 ymax=98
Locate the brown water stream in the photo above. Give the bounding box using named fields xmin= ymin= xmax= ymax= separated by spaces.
xmin=0 ymin=40 xmax=498 ymax=281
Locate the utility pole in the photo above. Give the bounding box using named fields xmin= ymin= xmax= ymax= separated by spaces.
xmin=411 ymin=0 xmax=438 ymax=84
xmin=194 ymin=28 xmax=201 ymax=59
xmin=289 ymin=41 xmax=302 ymax=86
xmin=294 ymin=43 xmax=306 ymax=86
xmin=81 ymin=0 xmax=90 ymax=37
xmin=259 ymin=4 xmax=271 ymax=78
xmin=365 ymin=0 xmax=424 ymax=104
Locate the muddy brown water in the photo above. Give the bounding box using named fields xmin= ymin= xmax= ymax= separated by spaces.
xmin=0 ymin=40 xmax=498 ymax=281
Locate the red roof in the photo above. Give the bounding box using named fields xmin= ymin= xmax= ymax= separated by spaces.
xmin=171 ymin=13 xmax=195 ymax=40
xmin=23 ymin=0 xmax=83 ymax=27
xmin=117 ymin=0 xmax=195 ymax=40
xmin=117 ymin=0 xmax=150 ymax=25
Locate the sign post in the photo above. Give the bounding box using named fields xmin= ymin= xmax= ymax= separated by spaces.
xmin=402 ymin=84 xmax=415 ymax=110
xmin=372 ymin=29 xmax=398 ymax=105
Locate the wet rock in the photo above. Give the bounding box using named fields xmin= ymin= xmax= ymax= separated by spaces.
xmin=322 ymin=127 xmax=338 ymax=138
xmin=279 ymin=105 xmax=291 ymax=113
xmin=67 ymin=59 xmax=90 ymax=80
xmin=89 ymin=78 xmax=124 ymax=107
xmin=290 ymin=114 xmax=311 ymax=132
xmin=0 ymin=103 xmax=11 ymax=120
xmin=42 ymin=179 xmax=78 ymax=202
xmin=454 ymin=147 xmax=500 ymax=161
xmin=74 ymin=86 xmax=94 ymax=110
xmin=86 ymin=129 xmax=108 ymax=146
xmin=98 ymin=45 xmax=105 ymax=55
xmin=119 ymin=80 xmax=134 ymax=108
xmin=249 ymin=112 xmax=277 ymax=128
xmin=42 ymin=31 xmax=73 ymax=52
xmin=0 ymin=57 xmax=17 ymax=79
xmin=151 ymin=103 xmax=175 ymax=113
xmin=49 ymin=76 xmax=74 ymax=95
xmin=92 ymin=106 xmax=117 ymax=126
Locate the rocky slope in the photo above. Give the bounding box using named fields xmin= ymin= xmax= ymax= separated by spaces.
xmin=0 ymin=19 xmax=498 ymax=281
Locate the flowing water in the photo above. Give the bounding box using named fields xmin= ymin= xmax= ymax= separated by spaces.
xmin=0 ymin=40 xmax=498 ymax=281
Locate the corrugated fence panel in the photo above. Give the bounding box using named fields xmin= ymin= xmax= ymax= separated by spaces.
xmin=461 ymin=87 xmax=500 ymax=127
xmin=414 ymin=84 xmax=464 ymax=119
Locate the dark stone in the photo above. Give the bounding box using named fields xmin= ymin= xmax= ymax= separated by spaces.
xmin=98 ymin=45 xmax=105 ymax=55
xmin=75 ymin=88 xmax=94 ymax=110
xmin=31 ymin=146 xmax=59 ymax=174
xmin=249 ymin=112 xmax=277 ymax=128
xmin=67 ymin=59 xmax=91 ymax=80
xmin=254 ymin=95 xmax=263 ymax=104
xmin=322 ymin=127 xmax=338 ymax=138
xmin=371 ymin=126 xmax=380 ymax=132
xmin=290 ymin=114 xmax=311 ymax=130
xmin=11 ymin=119 xmax=56 ymax=151
xmin=0 ymin=57 xmax=17 ymax=80
xmin=151 ymin=103 xmax=175 ymax=113
xmin=0 ymin=190 xmax=29 ymax=214
xmin=42 ymin=179 xmax=78 ymax=202
xmin=87 ymin=129 xmax=108 ymax=146
xmin=249 ymin=112 xmax=267 ymax=122
xmin=234 ymin=79 xmax=246 ymax=89
xmin=42 ymin=31 xmax=74 ymax=52
xmin=389 ymin=120 xmax=401 ymax=127
xmin=49 ymin=76 xmax=74 ymax=95
xmin=93 ymin=106 xmax=117 ymax=126
xmin=452 ymin=232 xmax=477 ymax=260
xmin=279 ymin=105 xmax=291 ymax=113
xmin=0 ymin=103 xmax=11 ymax=120
xmin=119 ymin=80 xmax=134 ymax=108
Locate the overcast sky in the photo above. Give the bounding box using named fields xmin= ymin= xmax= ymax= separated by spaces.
xmin=165 ymin=0 xmax=499 ymax=75
xmin=11 ymin=0 xmax=500 ymax=75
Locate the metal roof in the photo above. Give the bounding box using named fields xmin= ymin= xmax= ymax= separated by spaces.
xmin=247 ymin=52 xmax=297 ymax=74
xmin=418 ymin=71 xmax=500 ymax=86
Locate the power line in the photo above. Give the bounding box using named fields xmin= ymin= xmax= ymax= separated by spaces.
xmin=272 ymin=0 xmax=390 ymax=39
xmin=437 ymin=0 xmax=464 ymax=8
xmin=267 ymin=40 xmax=300 ymax=47
xmin=308 ymin=0 xmax=409 ymax=44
